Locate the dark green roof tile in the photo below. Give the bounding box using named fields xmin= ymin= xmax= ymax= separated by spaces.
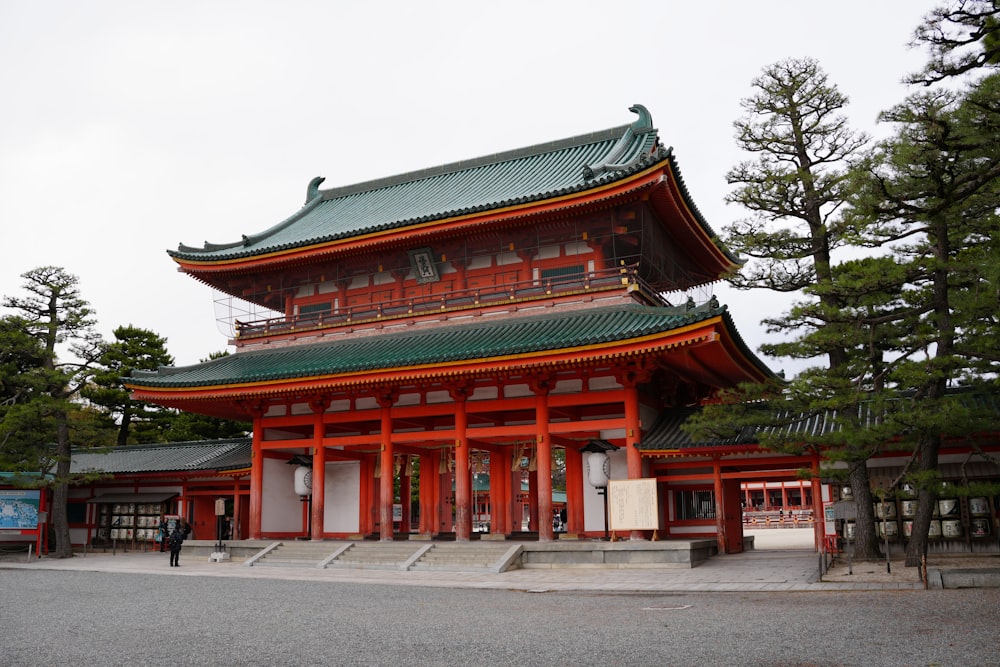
xmin=130 ymin=303 xmax=747 ymax=389
xmin=71 ymin=439 xmax=251 ymax=474
xmin=169 ymin=105 xmax=692 ymax=262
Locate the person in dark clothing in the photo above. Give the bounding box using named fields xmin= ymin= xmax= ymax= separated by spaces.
xmin=167 ymin=527 xmax=184 ymax=566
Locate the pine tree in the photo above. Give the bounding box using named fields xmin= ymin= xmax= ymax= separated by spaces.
xmin=687 ymin=57 xmax=886 ymax=559
xmin=85 ymin=325 xmax=175 ymax=445
xmin=1 ymin=267 xmax=105 ymax=557
xmin=846 ymin=72 xmax=1000 ymax=566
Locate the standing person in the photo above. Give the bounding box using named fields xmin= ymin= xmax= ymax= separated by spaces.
xmin=167 ymin=526 xmax=184 ymax=567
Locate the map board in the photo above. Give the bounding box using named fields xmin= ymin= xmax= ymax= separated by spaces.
xmin=0 ymin=490 xmax=40 ymax=530
xmin=608 ymin=478 xmax=658 ymax=531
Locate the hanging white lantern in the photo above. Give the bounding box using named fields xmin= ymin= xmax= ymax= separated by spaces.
xmin=294 ymin=466 xmax=313 ymax=496
xmin=587 ymin=452 xmax=611 ymax=489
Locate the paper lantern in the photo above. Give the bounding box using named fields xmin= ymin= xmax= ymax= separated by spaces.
xmin=294 ymin=466 xmax=313 ymax=496
xmin=587 ymin=452 xmax=610 ymax=488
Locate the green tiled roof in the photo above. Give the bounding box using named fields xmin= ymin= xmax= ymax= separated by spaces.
xmin=71 ymin=439 xmax=251 ymax=474
xmin=130 ymin=303 xmax=754 ymax=389
xmin=169 ymin=105 xmax=708 ymax=262
xmin=639 ymin=391 xmax=1000 ymax=450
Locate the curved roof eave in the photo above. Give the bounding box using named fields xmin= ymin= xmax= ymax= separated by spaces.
xmin=167 ymin=105 xmax=692 ymax=266
xmin=126 ymin=303 xmax=776 ymax=406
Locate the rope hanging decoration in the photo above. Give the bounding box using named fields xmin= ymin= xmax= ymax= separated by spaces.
xmin=511 ymin=444 xmax=524 ymax=471
xmin=439 ymin=447 xmax=455 ymax=474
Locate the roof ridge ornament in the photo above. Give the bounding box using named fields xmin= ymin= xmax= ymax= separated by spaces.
xmin=582 ymin=104 xmax=658 ymax=181
xmin=306 ymin=176 xmax=326 ymax=204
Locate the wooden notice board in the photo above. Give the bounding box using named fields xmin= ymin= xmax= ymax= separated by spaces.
xmin=608 ymin=478 xmax=658 ymax=531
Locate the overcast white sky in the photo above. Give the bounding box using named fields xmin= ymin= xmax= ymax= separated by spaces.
xmin=0 ymin=1 xmax=936 ymax=375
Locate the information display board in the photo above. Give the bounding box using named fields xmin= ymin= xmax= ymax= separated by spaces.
xmin=0 ymin=490 xmax=40 ymax=530
xmin=608 ymin=478 xmax=658 ymax=531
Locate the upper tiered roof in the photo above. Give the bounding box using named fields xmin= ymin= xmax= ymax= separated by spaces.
xmin=168 ymin=105 xmax=735 ymax=272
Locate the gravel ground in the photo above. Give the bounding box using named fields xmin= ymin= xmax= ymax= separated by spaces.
xmin=3 ymin=569 xmax=999 ymax=667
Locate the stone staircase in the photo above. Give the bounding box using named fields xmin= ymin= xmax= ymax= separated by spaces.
xmin=249 ymin=540 xmax=344 ymax=568
xmin=409 ymin=541 xmax=521 ymax=573
xmin=328 ymin=541 xmax=426 ymax=570
xmin=246 ymin=539 xmax=522 ymax=572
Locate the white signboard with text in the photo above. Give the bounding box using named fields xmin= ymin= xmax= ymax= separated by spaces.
xmin=608 ymin=478 xmax=658 ymax=531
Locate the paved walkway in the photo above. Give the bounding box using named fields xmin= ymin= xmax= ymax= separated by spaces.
xmin=0 ymin=530 xmax=926 ymax=592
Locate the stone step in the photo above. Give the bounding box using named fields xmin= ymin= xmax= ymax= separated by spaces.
xmin=409 ymin=543 xmax=515 ymax=571
xmin=249 ymin=540 xmax=520 ymax=571
xmin=333 ymin=543 xmax=418 ymax=564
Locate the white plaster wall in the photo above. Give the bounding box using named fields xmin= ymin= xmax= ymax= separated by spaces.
xmin=537 ymin=243 xmax=561 ymax=260
xmin=553 ymin=378 xmax=583 ymax=394
xmin=324 ymin=461 xmax=360 ymax=533
xmin=564 ymin=241 xmax=593 ymax=256
xmin=261 ymin=458 xmax=303 ymax=532
xmin=497 ymin=251 xmax=520 ymax=266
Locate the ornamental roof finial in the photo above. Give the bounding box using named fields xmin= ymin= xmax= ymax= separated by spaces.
xmin=306 ymin=176 xmax=326 ymax=203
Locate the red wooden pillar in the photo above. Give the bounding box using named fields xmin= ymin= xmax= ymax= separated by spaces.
xmin=249 ymin=423 xmax=264 ymax=540
xmin=623 ymin=383 xmax=642 ymax=479
xmin=533 ymin=381 xmax=554 ymax=541
xmin=392 ymin=269 xmax=408 ymax=301
xmin=564 ymin=445 xmax=584 ymax=535
xmin=377 ymin=390 xmax=397 ymax=541
xmin=622 ymin=379 xmax=645 ymax=540
xmin=310 ymin=445 xmax=326 ymax=540
xmin=713 ymin=456 xmax=726 ymax=554
xmin=450 ymin=386 xmax=472 ymax=541
xmin=310 ymin=399 xmax=328 ymax=541
xmin=420 ymin=450 xmax=440 ymax=536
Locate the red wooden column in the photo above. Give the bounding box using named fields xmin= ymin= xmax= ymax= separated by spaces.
xmin=623 ymin=382 xmax=642 ymax=479
xmin=249 ymin=411 xmax=265 ymax=540
xmin=310 ymin=399 xmax=329 ymax=541
xmin=450 ymin=385 xmax=472 ymax=541
xmin=377 ymin=390 xmax=398 ymax=541
xmin=713 ymin=455 xmax=726 ymax=554
xmin=564 ymin=445 xmax=584 ymax=535
xmin=491 ymin=448 xmax=511 ymax=536
xmin=419 ymin=450 xmax=439 ymax=536
xmin=530 ymin=375 xmax=554 ymax=541
xmin=617 ymin=363 xmax=648 ymax=540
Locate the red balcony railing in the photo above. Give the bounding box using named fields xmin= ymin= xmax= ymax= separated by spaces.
xmin=234 ymin=264 xmax=661 ymax=340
